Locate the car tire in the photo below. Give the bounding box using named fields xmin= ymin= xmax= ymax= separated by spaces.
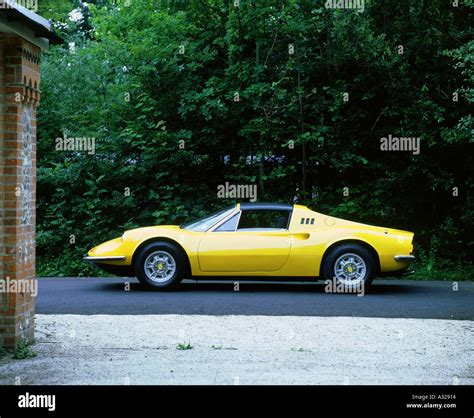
xmin=323 ymin=243 xmax=375 ymax=290
xmin=134 ymin=241 xmax=186 ymax=290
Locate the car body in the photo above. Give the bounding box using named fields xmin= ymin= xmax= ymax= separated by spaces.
xmin=84 ymin=202 xmax=415 ymax=289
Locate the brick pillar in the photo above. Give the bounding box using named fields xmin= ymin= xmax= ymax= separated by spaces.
xmin=0 ymin=34 xmax=41 ymax=348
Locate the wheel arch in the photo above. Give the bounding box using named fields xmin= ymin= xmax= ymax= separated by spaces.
xmin=319 ymin=239 xmax=381 ymax=277
xmin=132 ymin=237 xmax=192 ymax=276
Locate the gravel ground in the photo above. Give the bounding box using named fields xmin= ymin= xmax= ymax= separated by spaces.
xmin=0 ymin=314 xmax=473 ymax=385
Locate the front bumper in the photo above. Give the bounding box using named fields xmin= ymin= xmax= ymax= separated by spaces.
xmin=83 ymin=255 xmax=134 ymax=276
xmin=83 ymin=256 xmax=126 ymax=262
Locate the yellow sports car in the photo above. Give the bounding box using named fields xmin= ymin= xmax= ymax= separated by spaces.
xmin=84 ymin=202 xmax=415 ymax=289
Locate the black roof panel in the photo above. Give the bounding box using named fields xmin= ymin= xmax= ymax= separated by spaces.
xmin=239 ymin=202 xmax=293 ymax=211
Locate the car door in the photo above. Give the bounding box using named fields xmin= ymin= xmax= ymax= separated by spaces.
xmin=197 ymin=209 xmax=292 ymax=272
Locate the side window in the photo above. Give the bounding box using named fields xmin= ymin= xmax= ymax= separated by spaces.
xmin=237 ymin=210 xmax=290 ymax=230
xmin=214 ymin=213 xmax=239 ymax=232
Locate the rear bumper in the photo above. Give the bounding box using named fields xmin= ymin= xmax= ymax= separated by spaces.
xmin=394 ymin=255 xmax=415 ymax=262
xmin=378 ymin=268 xmax=415 ymax=278
xmin=377 ymin=255 xmax=416 ymax=277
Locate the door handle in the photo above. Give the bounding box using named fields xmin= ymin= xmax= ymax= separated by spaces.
xmin=292 ymin=233 xmax=310 ymax=240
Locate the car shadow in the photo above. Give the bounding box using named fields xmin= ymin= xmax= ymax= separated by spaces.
xmin=98 ymin=278 xmax=421 ymax=295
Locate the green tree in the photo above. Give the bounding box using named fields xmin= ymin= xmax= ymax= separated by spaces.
xmin=37 ymin=0 xmax=473 ymax=278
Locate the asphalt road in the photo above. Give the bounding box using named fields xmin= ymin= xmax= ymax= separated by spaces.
xmin=36 ymin=278 xmax=474 ymax=319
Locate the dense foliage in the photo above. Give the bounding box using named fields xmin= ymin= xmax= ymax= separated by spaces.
xmin=36 ymin=0 xmax=473 ymax=278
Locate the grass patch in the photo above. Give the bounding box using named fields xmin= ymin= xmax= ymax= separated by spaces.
xmin=13 ymin=340 xmax=37 ymax=360
xmin=291 ymin=347 xmax=311 ymax=352
xmin=410 ymin=262 xmax=473 ymax=281
xmin=176 ymin=342 xmax=193 ymax=351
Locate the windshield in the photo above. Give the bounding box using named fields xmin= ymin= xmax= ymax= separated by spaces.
xmin=181 ymin=206 xmax=235 ymax=232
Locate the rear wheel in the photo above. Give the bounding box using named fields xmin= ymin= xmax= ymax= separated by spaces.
xmin=134 ymin=241 xmax=186 ymax=290
xmin=323 ymin=243 xmax=375 ymax=290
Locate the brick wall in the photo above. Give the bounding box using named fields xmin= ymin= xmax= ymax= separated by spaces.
xmin=0 ymin=34 xmax=41 ymax=348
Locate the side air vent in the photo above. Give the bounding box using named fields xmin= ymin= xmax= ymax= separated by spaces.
xmin=300 ymin=218 xmax=315 ymax=225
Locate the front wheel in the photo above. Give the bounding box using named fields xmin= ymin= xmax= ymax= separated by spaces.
xmin=323 ymin=243 xmax=376 ymax=290
xmin=134 ymin=242 xmax=186 ymax=290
